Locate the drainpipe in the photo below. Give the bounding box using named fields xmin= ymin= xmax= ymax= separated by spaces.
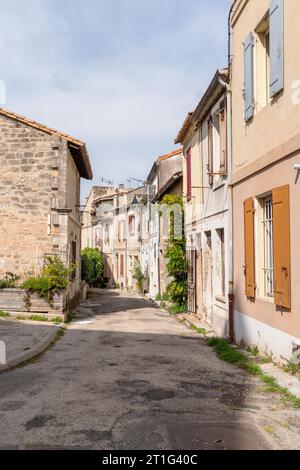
xmin=218 ymin=76 xmax=234 ymax=342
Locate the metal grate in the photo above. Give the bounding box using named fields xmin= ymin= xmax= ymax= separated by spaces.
xmin=167 ymin=422 xmax=272 ymax=450
xmin=262 ymin=196 xmax=274 ymax=298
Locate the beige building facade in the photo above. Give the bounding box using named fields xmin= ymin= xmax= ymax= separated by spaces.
xmin=175 ymin=70 xmax=231 ymax=337
xmin=82 ymin=185 xmax=146 ymax=290
xmin=231 ymin=0 xmax=300 ymax=360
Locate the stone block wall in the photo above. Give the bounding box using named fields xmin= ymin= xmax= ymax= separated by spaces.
xmin=0 ymin=114 xmax=70 ymax=279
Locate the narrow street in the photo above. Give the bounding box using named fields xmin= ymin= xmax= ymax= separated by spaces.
xmin=0 ymin=289 xmax=300 ymax=450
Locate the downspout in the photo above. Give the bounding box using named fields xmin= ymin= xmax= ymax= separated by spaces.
xmin=227 ymin=0 xmax=239 ymax=342
xmin=218 ymin=77 xmax=234 ymax=342
xmin=218 ymin=0 xmax=236 ymax=341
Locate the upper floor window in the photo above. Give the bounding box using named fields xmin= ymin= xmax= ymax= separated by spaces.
xmin=128 ymin=215 xmax=135 ymax=235
xmin=256 ymin=14 xmax=270 ymax=110
xmin=104 ymin=224 xmax=110 ymax=245
xmin=207 ymin=100 xmax=227 ymax=185
xmin=118 ymin=220 xmax=125 ymax=241
xmin=243 ymin=0 xmax=284 ymax=122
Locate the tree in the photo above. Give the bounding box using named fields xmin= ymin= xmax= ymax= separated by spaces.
xmin=81 ymin=248 xmax=104 ymax=286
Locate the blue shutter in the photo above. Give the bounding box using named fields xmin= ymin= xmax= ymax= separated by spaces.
xmin=269 ymin=0 xmax=284 ymax=97
xmin=244 ymin=32 xmax=254 ymax=122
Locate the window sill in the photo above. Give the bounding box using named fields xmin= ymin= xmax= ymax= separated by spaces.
xmin=215 ymin=295 xmax=226 ymax=304
xmin=257 ymin=295 xmax=274 ymax=304
xmin=213 ymin=181 xmax=225 ymax=192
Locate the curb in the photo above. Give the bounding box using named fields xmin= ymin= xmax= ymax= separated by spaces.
xmin=0 ymin=325 xmax=60 ymax=373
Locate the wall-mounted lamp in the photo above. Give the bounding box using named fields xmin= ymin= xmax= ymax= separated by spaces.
xmin=293 ymin=163 xmax=300 ymax=171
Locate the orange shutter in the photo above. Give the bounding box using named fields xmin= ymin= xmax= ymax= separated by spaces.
xmin=272 ymin=185 xmax=291 ymax=309
xmin=244 ymin=197 xmax=256 ymax=298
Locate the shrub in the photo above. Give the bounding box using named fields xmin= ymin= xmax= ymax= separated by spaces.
xmin=81 ymin=248 xmax=104 ymax=286
xmin=0 ymin=272 xmax=21 ymax=289
xmin=22 ymin=256 xmax=74 ymax=306
xmin=132 ymin=260 xmax=146 ymax=294
xmin=43 ymin=256 xmax=72 ymax=291
xmin=167 ymin=279 xmax=187 ymax=307
xmin=0 ymin=311 xmax=10 ymax=318
xmin=22 ymin=277 xmax=52 ymax=298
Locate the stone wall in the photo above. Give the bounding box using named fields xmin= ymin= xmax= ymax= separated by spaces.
xmin=0 ymin=289 xmax=65 ymax=317
xmin=0 ymin=114 xmax=72 ymax=278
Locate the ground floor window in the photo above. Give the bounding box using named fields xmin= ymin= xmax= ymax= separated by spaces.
xmin=258 ymin=194 xmax=274 ymax=298
xmin=120 ymin=254 xmax=124 ymax=277
xmin=216 ymin=228 xmax=225 ymax=298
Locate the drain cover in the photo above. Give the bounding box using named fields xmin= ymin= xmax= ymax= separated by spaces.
xmin=167 ymin=422 xmax=272 ymax=450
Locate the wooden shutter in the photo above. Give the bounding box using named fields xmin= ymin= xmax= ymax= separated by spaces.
xmin=244 ymin=197 xmax=256 ymax=298
xmin=272 ymin=185 xmax=291 ymax=309
xmin=244 ymin=32 xmax=255 ymax=121
xmin=269 ymin=0 xmax=284 ymax=98
xmin=219 ymin=101 xmax=227 ymax=174
xmin=186 ymin=147 xmax=192 ymax=200
xmin=207 ymin=119 xmax=214 ymax=186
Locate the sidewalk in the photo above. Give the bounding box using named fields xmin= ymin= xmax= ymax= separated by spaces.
xmin=0 ymin=318 xmax=59 ymax=373
xmin=178 ymin=312 xmax=300 ymax=399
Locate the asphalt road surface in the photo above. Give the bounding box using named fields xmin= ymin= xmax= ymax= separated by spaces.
xmin=0 ymin=289 xmax=300 ymax=450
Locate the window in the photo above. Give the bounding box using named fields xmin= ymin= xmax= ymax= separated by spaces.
xmin=118 ymin=220 xmax=125 ymax=241
xmin=208 ymin=119 xmax=214 ymax=186
xmin=216 ymin=229 xmax=225 ymax=298
xmin=104 ymin=224 xmax=110 ymax=245
xmin=207 ymin=103 xmax=227 ymax=185
xmin=120 ymin=255 xmax=124 ymax=277
xmin=213 ymin=111 xmax=220 ymax=171
xmin=128 ymin=215 xmax=135 ymax=235
xmin=244 ymin=188 xmax=290 ymax=307
xmin=256 ymin=14 xmax=270 ymax=109
xmin=243 ymin=0 xmax=284 ymax=120
xmin=258 ymin=195 xmax=274 ymax=299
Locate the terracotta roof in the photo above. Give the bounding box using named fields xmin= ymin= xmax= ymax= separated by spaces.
xmin=174 ymin=112 xmax=194 ymax=145
xmin=0 ymin=107 xmax=93 ymax=180
xmin=159 ymin=148 xmax=183 ymax=161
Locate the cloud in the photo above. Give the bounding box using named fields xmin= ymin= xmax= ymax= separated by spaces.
xmin=0 ymin=0 xmax=230 ymax=198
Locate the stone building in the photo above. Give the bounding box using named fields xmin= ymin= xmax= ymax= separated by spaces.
xmin=0 ymin=108 xmax=92 ymax=305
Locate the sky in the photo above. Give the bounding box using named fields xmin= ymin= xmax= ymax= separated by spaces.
xmin=0 ymin=0 xmax=230 ymax=199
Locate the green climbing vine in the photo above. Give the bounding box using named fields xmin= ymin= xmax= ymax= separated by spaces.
xmin=160 ymin=194 xmax=189 ymax=309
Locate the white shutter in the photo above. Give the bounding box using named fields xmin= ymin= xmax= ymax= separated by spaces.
xmin=244 ymin=32 xmax=255 ymax=121
xmin=269 ymin=0 xmax=284 ymax=97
